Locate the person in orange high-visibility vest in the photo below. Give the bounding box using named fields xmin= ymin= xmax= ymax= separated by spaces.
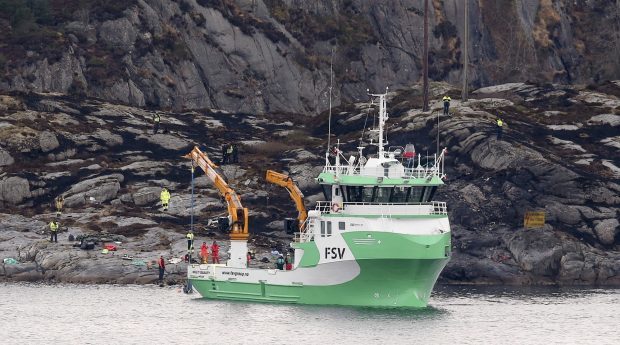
xmin=211 ymin=241 xmax=220 ymax=264
xmin=200 ymin=242 xmax=209 ymax=264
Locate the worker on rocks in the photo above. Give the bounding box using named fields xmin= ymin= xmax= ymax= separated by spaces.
xmin=232 ymin=143 xmax=238 ymax=163
xmin=152 ymin=113 xmax=161 ymax=134
xmin=221 ymin=144 xmax=228 ymax=164
xmin=496 ymin=118 xmax=505 ymax=140
xmin=226 ymin=144 xmax=234 ymax=163
xmin=49 ymin=220 xmax=59 ymax=243
xmin=186 ymin=231 xmax=195 ymax=251
xmin=442 ymin=95 xmax=451 ymax=116
xmin=160 ymin=187 xmax=170 ymax=211
xmin=158 ymin=255 xmax=166 ymax=284
xmin=55 ymin=195 xmax=64 ymax=217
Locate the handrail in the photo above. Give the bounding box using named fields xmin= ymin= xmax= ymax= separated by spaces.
xmin=321 ymin=149 xmax=447 ymax=180
xmin=314 ymin=200 xmax=447 ymax=215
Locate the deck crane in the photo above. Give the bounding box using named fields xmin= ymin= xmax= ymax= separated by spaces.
xmin=185 ymin=146 xmax=249 ymax=267
xmin=265 ymin=170 xmax=307 ymax=232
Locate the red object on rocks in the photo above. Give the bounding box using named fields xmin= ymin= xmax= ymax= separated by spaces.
xmin=104 ymin=244 xmax=117 ymax=251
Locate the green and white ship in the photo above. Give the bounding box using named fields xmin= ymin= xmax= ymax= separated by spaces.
xmin=188 ymin=91 xmax=451 ymax=307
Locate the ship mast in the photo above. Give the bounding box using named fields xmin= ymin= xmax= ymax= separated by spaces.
xmin=368 ymin=89 xmax=389 ymax=159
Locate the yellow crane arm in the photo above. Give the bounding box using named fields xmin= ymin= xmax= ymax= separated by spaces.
xmin=185 ymin=146 xmax=248 ymax=240
xmin=265 ymin=170 xmax=307 ymax=229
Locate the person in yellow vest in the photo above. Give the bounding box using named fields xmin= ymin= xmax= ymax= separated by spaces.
xmin=49 ymin=220 xmax=59 ymax=243
xmin=152 ymin=113 xmax=161 ymax=134
xmin=55 ymin=195 xmax=64 ymax=217
xmin=160 ymin=187 xmax=170 ymax=211
xmin=442 ymin=95 xmax=451 ymax=116
xmin=496 ymin=118 xmax=505 ymax=140
xmin=186 ymin=231 xmax=195 ymax=251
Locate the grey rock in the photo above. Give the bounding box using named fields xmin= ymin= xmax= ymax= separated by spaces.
xmin=132 ymin=187 xmax=161 ymax=206
xmin=64 ymin=174 xmax=123 ymax=207
xmin=67 ymin=174 xmax=125 ymax=195
xmin=140 ymin=134 xmax=191 ymax=150
xmin=593 ymin=219 xmax=619 ymax=246
xmin=98 ymin=18 xmax=137 ymax=50
xmin=470 ymin=140 xmax=544 ymax=171
xmin=460 ymin=184 xmax=486 ymax=207
xmin=545 ymin=202 xmax=582 ymax=225
xmin=502 ymin=182 xmax=531 ymax=202
xmin=93 ymin=129 xmax=123 ymax=146
xmin=558 ymin=252 xmax=585 ymax=282
xmin=0 ymin=147 xmax=14 ymax=166
xmin=119 ymin=193 xmax=133 ymax=203
xmin=0 ymin=177 xmax=31 ymax=204
xmin=506 ymin=229 xmax=564 ymax=277
xmin=39 ymin=131 xmax=59 ymax=152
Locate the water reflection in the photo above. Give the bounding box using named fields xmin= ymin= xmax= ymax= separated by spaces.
xmin=1 ymin=283 xmax=618 ymax=345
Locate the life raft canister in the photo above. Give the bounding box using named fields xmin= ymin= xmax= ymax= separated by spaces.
xmin=403 ymin=143 xmax=416 ymax=159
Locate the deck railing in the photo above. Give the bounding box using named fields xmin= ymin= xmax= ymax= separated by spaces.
xmin=314 ymin=201 xmax=447 ymax=216
xmin=322 ymin=150 xmax=447 ymax=180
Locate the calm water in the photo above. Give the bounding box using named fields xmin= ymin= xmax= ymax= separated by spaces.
xmin=0 ymin=283 xmax=618 ymax=345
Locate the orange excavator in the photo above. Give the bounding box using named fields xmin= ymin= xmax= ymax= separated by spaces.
xmin=185 ymin=146 xmax=248 ymax=241
xmin=265 ymin=170 xmax=307 ymax=231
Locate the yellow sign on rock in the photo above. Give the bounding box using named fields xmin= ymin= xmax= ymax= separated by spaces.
xmin=524 ymin=211 xmax=545 ymax=228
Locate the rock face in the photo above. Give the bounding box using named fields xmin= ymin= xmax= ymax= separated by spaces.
xmin=39 ymin=131 xmax=60 ymax=153
xmin=0 ymin=81 xmax=619 ymax=286
xmin=1 ymin=1 xmax=619 ymax=114
xmin=0 ymin=147 xmax=14 ymax=166
xmin=0 ymin=177 xmax=31 ymax=205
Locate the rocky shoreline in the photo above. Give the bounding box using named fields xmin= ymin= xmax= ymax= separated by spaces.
xmin=1 ymin=81 xmax=619 ymax=286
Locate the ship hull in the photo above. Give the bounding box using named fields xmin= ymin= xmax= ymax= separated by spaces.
xmin=189 ymin=232 xmax=451 ymax=308
xmin=191 ymin=258 xmax=448 ymax=307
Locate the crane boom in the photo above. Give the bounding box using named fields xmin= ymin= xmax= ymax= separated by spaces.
xmin=265 ymin=170 xmax=307 ymax=230
xmin=185 ymin=146 xmax=248 ymax=240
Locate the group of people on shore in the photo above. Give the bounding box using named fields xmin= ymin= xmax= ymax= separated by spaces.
xmin=185 ymin=230 xmax=220 ymax=264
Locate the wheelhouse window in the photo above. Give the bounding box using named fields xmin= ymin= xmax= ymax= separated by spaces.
xmin=409 ymin=187 xmax=424 ymax=202
xmin=339 ymin=222 xmax=346 ymax=231
xmin=339 ymin=186 xmax=438 ymax=204
xmin=422 ymin=186 xmax=437 ymax=202
xmin=390 ymin=186 xmax=410 ymax=203
xmin=346 ymin=186 xmax=363 ymax=203
xmin=362 ymin=186 xmax=377 ymax=203
xmin=375 ymin=187 xmax=391 ymax=203
xmin=321 ymin=185 xmax=332 ymax=201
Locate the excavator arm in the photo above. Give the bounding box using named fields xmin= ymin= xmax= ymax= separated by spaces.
xmin=265 ymin=170 xmax=307 ymax=230
xmin=185 ymin=146 xmax=248 ymax=240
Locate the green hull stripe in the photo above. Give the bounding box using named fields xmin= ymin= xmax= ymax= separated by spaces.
xmin=296 ymin=241 xmax=320 ymax=267
xmin=343 ymin=232 xmax=450 ymax=259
